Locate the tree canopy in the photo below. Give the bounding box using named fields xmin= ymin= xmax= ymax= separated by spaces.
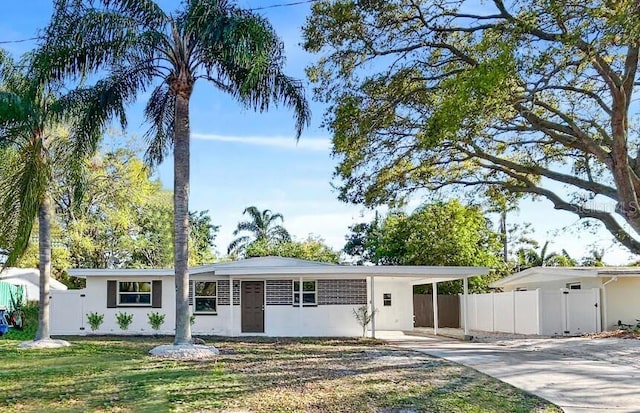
xmin=304 ymin=0 xmax=640 ymax=255
xmin=343 ymin=200 xmax=502 ymax=293
xmin=245 ymin=235 xmax=340 ymax=263
xmin=3 ymin=147 xmax=219 ymax=287
xmin=228 ymin=206 xmax=292 ymax=257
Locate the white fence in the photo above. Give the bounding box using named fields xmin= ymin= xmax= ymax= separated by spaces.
xmin=51 ymin=290 xmax=86 ymax=335
xmin=463 ymin=289 xmax=601 ymax=336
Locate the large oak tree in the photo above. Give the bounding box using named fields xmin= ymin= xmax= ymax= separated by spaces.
xmin=304 ymin=0 xmax=640 ymax=254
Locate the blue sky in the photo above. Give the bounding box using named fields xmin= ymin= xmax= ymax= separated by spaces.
xmin=1 ymin=1 xmax=635 ymax=264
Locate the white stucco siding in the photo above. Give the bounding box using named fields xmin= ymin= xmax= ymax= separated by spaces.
xmin=82 ymin=276 xmax=176 ymax=335
xmin=262 ymin=305 xmax=362 ymax=337
xmin=372 ymin=278 xmax=414 ymax=331
xmin=605 ymin=278 xmax=640 ymax=330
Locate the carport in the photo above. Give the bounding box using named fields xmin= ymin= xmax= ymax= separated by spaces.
xmin=364 ymin=266 xmax=489 ymax=338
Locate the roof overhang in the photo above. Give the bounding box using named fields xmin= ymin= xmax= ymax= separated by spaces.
xmin=69 ymin=265 xmax=489 ymax=283
xmin=491 ymin=266 xmax=640 ymax=288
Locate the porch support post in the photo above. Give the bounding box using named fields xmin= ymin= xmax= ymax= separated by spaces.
xmin=229 ymin=277 xmax=234 ymax=336
xmin=370 ymin=276 xmax=376 ymax=338
xmin=432 ymin=281 xmax=439 ymax=336
xmin=463 ymin=276 xmax=470 ymax=340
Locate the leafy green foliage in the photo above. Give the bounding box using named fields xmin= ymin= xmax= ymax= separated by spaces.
xmin=304 ymin=0 xmax=640 ymax=254
xmin=228 ymin=206 xmax=292 ymax=257
xmin=245 ymin=235 xmax=341 ymax=263
xmin=516 ymin=241 xmax=577 ymax=270
xmin=115 ymin=312 xmax=133 ymax=330
xmin=86 ymin=312 xmax=104 ymax=331
xmin=8 ymin=147 xmax=219 ymax=276
xmin=344 ymin=201 xmax=502 ymax=293
xmin=43 ymin=0 xmax=311 ymax=344
xmin=147 ymin=311 xmax=165 ymax=331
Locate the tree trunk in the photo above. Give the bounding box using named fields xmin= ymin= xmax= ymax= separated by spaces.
xmin=35 ymin=193 xmax=52 ymax=341
xmin=173 ymin=92 xmax=191 ymax=345
xmin=500 ymin=210 xmax=507 ymax=262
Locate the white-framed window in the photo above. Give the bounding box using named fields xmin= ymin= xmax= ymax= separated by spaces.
xmin=383 ymin=293 xmax=392 ymax=306
xmin=293 ymin=280 xmax=317 ymax=306
xmin=566 ymin=282 xmax=582 ymax=290
xmin=194 ymin=281 xmax=217 ymax=314
xmin=118 ymin=281 xmax=152 ymax=306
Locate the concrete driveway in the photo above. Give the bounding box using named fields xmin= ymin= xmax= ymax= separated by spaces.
xmin=380 ymin=332 xmax=640 ymax=412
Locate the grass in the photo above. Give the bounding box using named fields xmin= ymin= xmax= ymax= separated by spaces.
xmin=0 ymin=336 xmax=561 ymax=412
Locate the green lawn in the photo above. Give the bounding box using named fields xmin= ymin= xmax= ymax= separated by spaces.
xmin=0 ymin=336 xmax=560 ymax=412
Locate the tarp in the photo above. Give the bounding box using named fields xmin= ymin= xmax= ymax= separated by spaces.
xmin=0 ymin=281 xmax=23 ymax=311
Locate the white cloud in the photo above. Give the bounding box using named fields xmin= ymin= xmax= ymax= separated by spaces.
xmin=191 ymin=133 xmax=331 ymax=152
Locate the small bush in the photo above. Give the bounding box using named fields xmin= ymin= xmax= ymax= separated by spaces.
xmin=147 ymin=312 xmax=165 ymax=331
xmin=115 ymin=312 xmax=133 ymax=330
xmin=353 ymin=305 xmax=377 ymax=338
xmin=86 ymin=312 xmax=105 ymax=331
xmin=190 ymin=314 xmax=196 ymax=325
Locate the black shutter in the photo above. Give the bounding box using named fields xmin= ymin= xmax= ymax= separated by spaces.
xmin=152 ymin=280 xmax=162 ymax=308
xmin=107 ymin=280 xmax=117 ymax=308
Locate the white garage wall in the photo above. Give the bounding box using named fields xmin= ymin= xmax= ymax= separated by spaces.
xmin=372 ymin=278 xmax=414 ymax=331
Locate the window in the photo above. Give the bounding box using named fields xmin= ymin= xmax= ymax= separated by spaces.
xmin=293 ymin=281 xmax=317 ymax=306
xmin=566 ymin=282 xmax=582 ymax=290
xmin=118 ymin=281 xmax=152 ymax=306
xmin=194 ymin=281 xmax=217 ymax=314
xmin=383 ymin=293 xmax=392 ymax=306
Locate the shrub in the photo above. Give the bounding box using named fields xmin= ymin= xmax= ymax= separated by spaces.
xmin=115 ymin=312 xmax=133 ymax=330
xmin=86 ymin=312 xmax=105 ymax=331
xmin=147 ymin=312 xmax=165 ymax=331
xmin=190 ymin=314 xmax=196 ymax=325
xmin=353 ymin=305 xmax=377 ymax=338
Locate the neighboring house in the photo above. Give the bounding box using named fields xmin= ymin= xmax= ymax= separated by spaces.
xmin=51 ymin=256 xmax=487 ymax=337
xmin=465 ymin=267 xmax=640 ymax=336
xmin=0 ymin=267 xmax=67 ymax=301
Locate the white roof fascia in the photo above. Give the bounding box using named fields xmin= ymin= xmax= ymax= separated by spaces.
xmin=491 ymin=267 xmax=600 ymax=288
xmin=69 ymin=265 xmax=488 ymax=279
xmin=68 ymin=268 xmax=176 ymax=278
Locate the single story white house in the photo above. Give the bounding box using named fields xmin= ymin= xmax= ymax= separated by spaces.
xmin=463 ymin=266 xmax=640 ymax=336
xmin=0 ymin=267 xmax=67 ymax=301
xmin=51 ymin=257 xmax=488 ymax=337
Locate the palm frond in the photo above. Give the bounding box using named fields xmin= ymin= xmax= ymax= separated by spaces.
xmin=189 ymin=4 xmax=310 ymax=138
xmin=0 ymin=141 xmax=49 ymax=266
xmin=41 ymin=2 xmax=164 ymax=81
xmin=233 ymin=221 xmax=260 ymax=236
xmin=227 ymin=235 xmax=250 ymax=255
xmin=143 ymin=81 xmax=175 ymax=166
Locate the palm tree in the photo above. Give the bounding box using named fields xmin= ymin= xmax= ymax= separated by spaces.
xmin=0 ymin=49 xmax=117 ymax=346
xmin=228 ymin=206 xmax=291 ymax=256
xmin=43 ymin=0 xmax=310 ymax=346
xmin=516 ymin=241 xmax=577 ymax=269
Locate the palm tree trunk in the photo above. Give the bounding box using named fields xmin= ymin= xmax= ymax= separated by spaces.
xmin=500 ymin=210 xmax=507 ymax=262
xmin=173 ymin=92 xmax=191 ymax=345
xmin=35 ymin=193 xmax=52 ymax=341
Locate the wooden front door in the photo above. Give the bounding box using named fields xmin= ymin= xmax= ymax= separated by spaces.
xmin=241 ymin=281 xmax=264 ymax=333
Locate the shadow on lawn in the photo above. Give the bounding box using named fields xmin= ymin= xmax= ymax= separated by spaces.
xmin=0 ymin=336 xmax=557 ymax=412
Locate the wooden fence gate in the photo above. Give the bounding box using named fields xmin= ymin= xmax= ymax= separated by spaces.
xmin=413 ymin=294 xmax=460 ymax=328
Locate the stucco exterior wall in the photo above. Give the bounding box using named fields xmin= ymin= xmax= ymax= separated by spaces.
xmin=604 ymin=277 xmax=640 ymax=330
xmin=50 ymin=275 xmax=415 ymax=337
xmin=372 ymin=278 xmax=414 ymax=331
